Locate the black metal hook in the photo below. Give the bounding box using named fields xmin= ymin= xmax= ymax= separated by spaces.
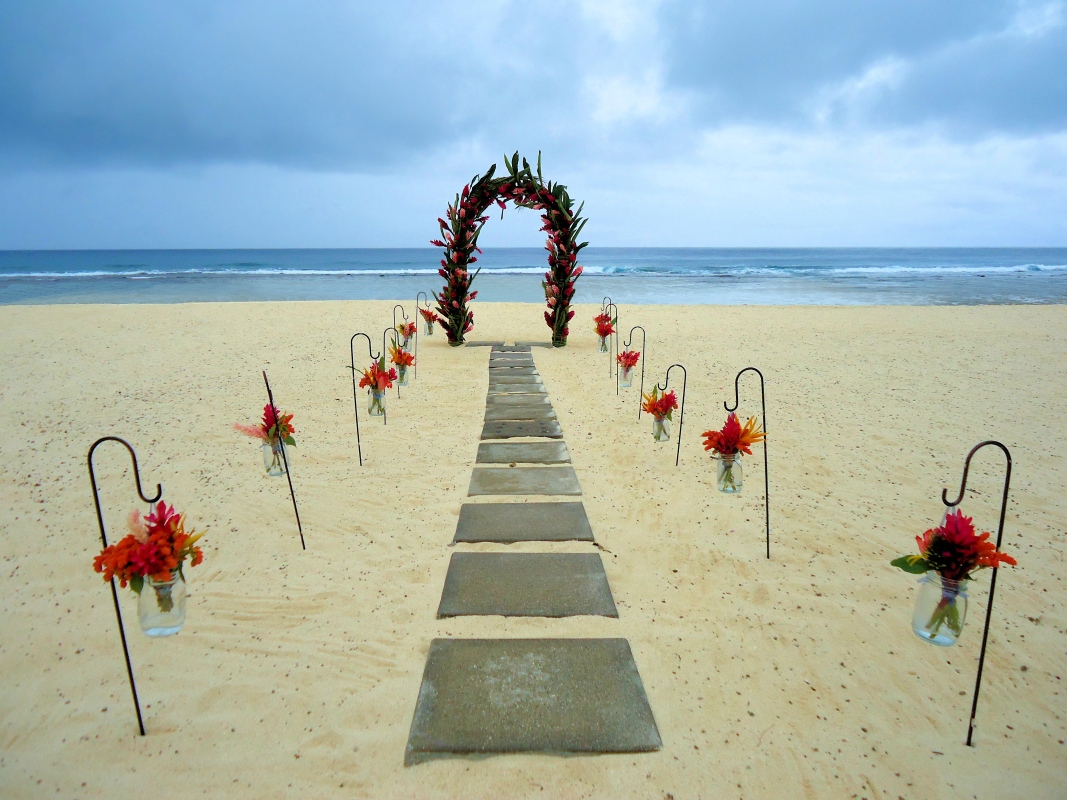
xmin=601 ymin=295 xmax=612 ymax=314
xmin=654 ymin=364 xmax=687 ymax=467
xmin=262 ymin=371 xmax=304 ymax=549
xmin=724 ymin=367 xmax=771 ymax=559
xmin=939 ymin=440 xmax=1012 ymax=747
xmin=416 ymin=291 xmax=430 ymax=312
xmin=604 ymin=302 xmax=619 ymax=379
xmin=623 ymin=325 xmax=647 ymax=410
xmin=392 ymin=303 xmax=409 ymax=331
xmin=87 ymin=436 xmax=156 ymax=736
xmin=348 ymin=332 xmax=379 ymax=466
xmin=383 ymin=326 xmax=401 ymax=403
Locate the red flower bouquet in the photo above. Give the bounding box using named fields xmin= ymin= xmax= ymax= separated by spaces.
xmin=235 ymin=404 xmax=297 ymax=447
xmin=701 ymin=413 xmax=764 ymax=457
xmin=359 ymin=357 xmax=397 ymax=392
xmin=641 ymin=388 xmax=678 ymax=420
xmin=93 ymin=501 xmax=204 ymax=597
xmin=616 ymin=350 xmax=640 ymax=370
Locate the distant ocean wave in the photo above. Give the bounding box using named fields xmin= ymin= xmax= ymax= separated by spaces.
xmin=5 ymin=262 xmax=1067 ymax=280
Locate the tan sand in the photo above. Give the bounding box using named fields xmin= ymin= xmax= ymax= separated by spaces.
xmin=0 ymin=301 xmax=1064 ymax=799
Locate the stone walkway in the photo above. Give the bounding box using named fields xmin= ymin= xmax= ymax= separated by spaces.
xmin=405 ymin=344 xmax=661 ymax=764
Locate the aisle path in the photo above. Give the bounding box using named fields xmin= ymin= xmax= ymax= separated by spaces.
xmin=405 ymin=344 xmax=661 ymax=764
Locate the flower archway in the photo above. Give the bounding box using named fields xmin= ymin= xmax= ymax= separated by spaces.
xmin=431 ymin=152 xmax=587 ymax=347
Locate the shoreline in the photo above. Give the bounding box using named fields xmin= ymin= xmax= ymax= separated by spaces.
xmin=1 ymin=301 xmax=1064 ymax=799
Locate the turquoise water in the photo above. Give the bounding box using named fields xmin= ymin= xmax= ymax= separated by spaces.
xmin=2 ymin=247 xmax=1066 ymax=305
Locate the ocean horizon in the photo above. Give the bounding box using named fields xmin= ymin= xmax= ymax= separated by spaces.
xmin=2 ymin=246 xmax=1066 ymax=305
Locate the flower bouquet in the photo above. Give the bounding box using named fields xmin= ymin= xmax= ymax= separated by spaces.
xmin=235 ymin=404 xmax=297 ymax=476
xmin=701 ymin=413 xmax=765 ymax=493
xmin=389 ymin=341 xmax=416 ymax=386
xmin=642 ymin=388 xmax=678 ymax=442
xmin=359 ymin=357 xmax=397 ymax=416
xmin=93 ymin=501 xmax=205 ymax=636
xmin=419 ymin=307 xmax=438 ymax=336
xmin=594 ymin=313 xmax=616 ymax=353
xmin=617 ymin=349 xmax=640 ymax=388
xmin=892 ymin=509 xmax=1016 ymax=646
xmin=397 ymin=321 xmax=417 ymax=352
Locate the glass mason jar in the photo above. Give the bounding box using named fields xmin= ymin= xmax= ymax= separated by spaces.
xmin=653 ymin=415 xmax=670 ymax=442
xmin=397 ymin=365 xmax=409 ymax=386
xmin=715 ymin=453 xmax=742 ymax=493
xmin=368 ymin=388 xmax=386 ymax=416
xmin=619 ymin=366 xmax=633 ymax=388
xmin=423 ymin=319 xmax=434 ymax=336
xmin=551 ymin=333 xmax=567 ymax=348
xmin=262 ymin=440 xmax=286 ymax=477
xmin=139 ymin=572 xmax=187 ymax=637
xmin=401 ymin=335 xmax=414 ymax=355
xmin=912 ymin=573 xmax=969 ymax=646
xmin=598 ymin=335 xmax=609 ymax=353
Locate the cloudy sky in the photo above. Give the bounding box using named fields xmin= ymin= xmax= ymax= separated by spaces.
xmin=1 ymin=0 xmax=1065 ymax=248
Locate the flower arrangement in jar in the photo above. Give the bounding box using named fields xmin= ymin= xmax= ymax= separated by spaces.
xmin=235 ymin=404 xmax=297 ymax=476
xmin=641 ymin=388 xmax=678 ymax=442
xmin=701 ymin=413 xmax=765 ymax=493
xmin=616 ymin=349 xmax=640 ymax=387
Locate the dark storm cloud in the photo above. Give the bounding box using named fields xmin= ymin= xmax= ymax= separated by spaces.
xmin=662 ymin=0 xmax=1067 ymax=132
xmin=0 ymin=2 xmax=584 ymax=169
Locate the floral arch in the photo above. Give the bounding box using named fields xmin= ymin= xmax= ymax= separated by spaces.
xmin=431 ymin=152 xmax=587 ymax=346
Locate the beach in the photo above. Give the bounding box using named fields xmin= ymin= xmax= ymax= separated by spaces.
xmin=1 ymin=300 xmax=1064 ymax=799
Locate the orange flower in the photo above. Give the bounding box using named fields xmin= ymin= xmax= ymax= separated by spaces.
xmin=93 ymin=501 xmax=205 ymax=591
xmin=702 ymin=413 xmax=765 ymax=456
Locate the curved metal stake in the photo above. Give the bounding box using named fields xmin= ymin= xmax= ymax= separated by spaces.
xmin=656 ymin=364 xmax=687 ymax=467
xmin=392 ymin=303 xmax=409 ymax=333
xmin=725 ymin=367 xmax=770 ymax=559
xmin=624 ymin=326 xmax=647 ymax=413
xmin=416 ymin=292 xmax=431 ymax=375
xmin=348 ymin=332 xmax=379 ymax=466
xmin=87 ymin=436 xmax=162 ymax=736
xmin=940 ymin=441 xmax=1013 ymax=747
xmin=605 ymin=302 xmax=619 ymax=380
xmin=383 ymin=327 xmax=401 ymax=405
xmin=262 ymin=371 xmax=304 ymax=549
xmin=601 ymin=296 xmax=612 ymax=314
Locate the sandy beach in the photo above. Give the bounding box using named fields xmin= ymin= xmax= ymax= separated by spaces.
xmin=1 ymin=300 xmax=1064 ymax=799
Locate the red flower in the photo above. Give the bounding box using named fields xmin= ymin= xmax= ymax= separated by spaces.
xmin=702 ymin=413 xmax=764 ymax=456
xmin=617 ymin=350 xmax=640 ymax=370
xmin=914 ymin=510 xmax=1018 ymax=581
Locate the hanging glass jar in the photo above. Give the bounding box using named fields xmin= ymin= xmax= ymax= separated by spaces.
xmin=714 ymin=453 xmax=742 ymax=493
xmin=423 ymin=318 xmax=434 ymax=336
xmin=620 ymin=366 xmax=634 ymax=388
xmin=262 ymin=440 xmax=286 ymax=476
xmin=912 ymin=573 xmax=969 ymax=646
xmin=368 ymin=388 xmax=386 ymax=416
xmin=139 ymin=572 xmax=187 ymax=637
xmin=397 ymin=365 xmax=410 ymax=386
xmin=598 ymin=335 xmax=609 ymax=353
xmin=401 ymin=335 xmax=414 ymax=355
xmin=653 ymin=415 xmax=670 ymax=442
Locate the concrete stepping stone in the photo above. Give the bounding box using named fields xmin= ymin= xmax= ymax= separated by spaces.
xmin=492 ymin=345 xmax=532 ymax=352
xmin=490 ymin=351 xmax=534 ymax=359
xmin=454 ymin=501 xmax=592 ymax=542
xmin=468 ymin=465 xmax=579 ymax=495
xmin=480 ymin=419 xmax=561 ymax=439
xmin=437 ymin=553 xmax=618 ymax=618
xmin=464 ymin=341 xmax=505 ymax=347
xmin=489 ymin=373 xmax=543 ymax=384
xmin=487 ymin=385 xmax=547 ymax=396
xmin=484 ymin=405 xmax=556 ymax=421
xmin=488 ymin=365 xmax=538 ymax=375
xmin=485 ymin=393 xmax=550 ymax=406
xmin=476 ymin=441 xmax=570 ymax=464
xmin=514 ymin=341 xmax=554 ymax=348
xmin=405 ymin=638 xmax=662 ymax=764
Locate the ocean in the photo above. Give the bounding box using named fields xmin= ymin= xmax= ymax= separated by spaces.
xmin=2 ymin=247 xmax=1066 ymax=305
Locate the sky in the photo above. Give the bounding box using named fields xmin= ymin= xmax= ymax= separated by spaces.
xmin=0 ymin=0 xmax=1065 ymax=249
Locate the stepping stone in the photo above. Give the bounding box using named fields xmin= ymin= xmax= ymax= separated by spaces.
xmin=492 ymin=345 xmax=532 ymax=352
xmin=485 ymin=393 xmax=550 ymax=406
xmin=464 ymin=341 xmax=505 ymax=347
xmin=437 ymin=553 xmax=618 ymax=618
xmin=488 ymin=365 xmax=538 ymax=375
xmin=476 ymin=441 xmax=570 ymax=464
xmin=405 ymin=638 xmax=661 ymax=764
xmin=489 ymin=374 xmax=543 ymax=384
xmin=514 ymin=341 xmax=554 ymax=348
xmin=480 ymin=419 xmax=561 ymax=439
xmin=484 ymin=405 xmax=556 ymax=421
xmin=468 ymin=466 xmax=580 ymax=495
xmin=487 ymin=385 xmax=547 ymax=396
xmin=490 ymin=351 xmax=534 ymax=359
xmin=454 ymin=501 xmax=592 ymax=542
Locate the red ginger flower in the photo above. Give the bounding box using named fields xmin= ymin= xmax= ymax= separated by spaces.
xmin=702 ymin=413 xmax=765 ymax=456
xmin=914 ymin=509 xmax=1017 ymax=581
xmin=641 ymin=389 xmax=678 ymax=419
xmin=389 ymin=342 xmax=415 ymax=368
xmin=617 ymin=350 xmax=640 ymax=370
xmin=93 ymin=501 xmax=204 ymax=589
xmin=359 ymin=357 xmax=397 ymax=391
